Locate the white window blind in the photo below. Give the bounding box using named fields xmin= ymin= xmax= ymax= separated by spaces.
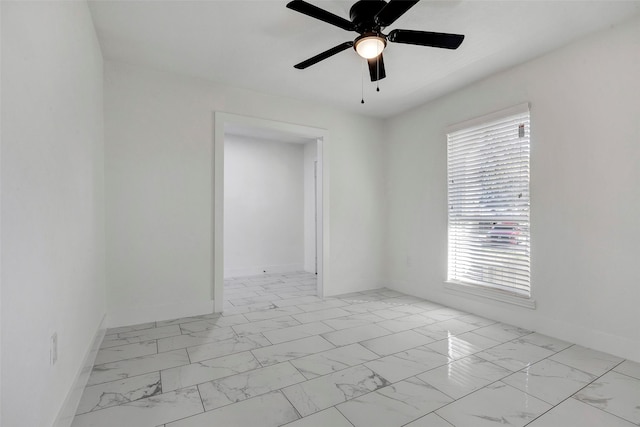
xmin=447 ymin=104 xmax=531 ymax=297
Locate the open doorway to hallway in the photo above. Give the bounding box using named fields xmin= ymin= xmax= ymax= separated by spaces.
xmin=222 ymin=130 xmax=318 ymax=311
xmin=213 ymin=113 xmax=328 ymax=313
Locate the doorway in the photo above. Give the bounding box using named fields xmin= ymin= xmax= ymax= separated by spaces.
xmin=213 ymin=113 xmax=328 ymax=312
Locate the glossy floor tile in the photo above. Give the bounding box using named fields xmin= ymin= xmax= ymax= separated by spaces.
xmin=435 ymin=382 xmax=551 ymax=427
xmin=574 ymin=370 xmax=640 ymax=424
xmin=416 ymin=355 xmax=511 ymax=400
xmin=291 ymin=343 xmax=379 ymax=379
xmin=197 ymin=361 xmax=305 ymax=410
xmin=72 ymin=271 xmax=638 ymax=427
xmin=282 ymin=364 xmax=391 ymax=417
xmin=501 ymin=358 xmax=596 ymax=405
xmin=337 ymin=377 xmax=452 ymax=427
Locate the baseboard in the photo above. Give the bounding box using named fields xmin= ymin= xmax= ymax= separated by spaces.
xmin=534 ymin=317 xmax=640 ymax=363
xmin=224 ymin=263 xmax=304 ymax=278
xmin=324 ymin=279 xmax=387 ymax=298
xmin=107 ymin=299 xmax=215 ymax=328
xmin=52 ymin=314 xmax=107 ymax=427
xmin=388 ymin=279 xmax=640 ymax=363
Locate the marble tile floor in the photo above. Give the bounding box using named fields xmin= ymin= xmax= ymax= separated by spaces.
xmin=72 ymin=272 xmax=640 ymax=427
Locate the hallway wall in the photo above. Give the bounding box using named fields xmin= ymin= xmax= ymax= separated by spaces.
xmin=224 ymin=135 xmax=305 ymax=277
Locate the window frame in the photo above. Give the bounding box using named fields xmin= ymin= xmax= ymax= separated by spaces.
xmin=444 ymin=103 xmax=535 ymax=309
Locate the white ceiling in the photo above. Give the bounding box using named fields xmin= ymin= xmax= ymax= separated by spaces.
xmin=88 ymin=0 xmax=640 ymax=118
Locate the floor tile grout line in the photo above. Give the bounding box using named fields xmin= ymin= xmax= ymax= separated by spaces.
xmin=113 ymin=330 xmax=185 ymax=344
xmin=520 ymin=358 xmax=634 ymax=426
xmin=98 ymin=339 xmax=157 ymax=356
xmin=107 ymin=324 xmax=157 ymax=336
xmin=85 ymin=359 xmax=168 ymax=381
xmin=429 ymin=412 xmax=455 ymax=427
xmin=195 ymin=383 xmax=207 ymax=414
xmin=562 ymin=358 xmax=636 ymax=425
xmin=333 ymin=405 xmax=357 ymax=427
xmin=96 ymin=343 xmax=196 ymax=365
xmin=279 ymin=390 xmax=305 ymax=422
xmin=155 ymin=402 xmax=207 ymax=427
xmin=85 ymin=359 xmax=189 ymax=388
xmin=541 ymin=349 xmax=610 ymax=377
xmin=610 ymin=366 xmax=640 ymax=381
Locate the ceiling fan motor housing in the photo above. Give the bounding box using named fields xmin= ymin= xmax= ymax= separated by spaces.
xmin=350 ymin=0 xmax=387 ymax=33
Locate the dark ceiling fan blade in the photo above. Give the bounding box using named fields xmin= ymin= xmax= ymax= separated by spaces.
xmin=294 ymin=41 xmax=354 ymax=69
xmin=367 ymin=54 xmax=386 ymax=82
xmin=388 ymin=29 xmax=464 ymax=49
xmin=375 ymin=0 xmax=420 ymax=27
xmin=286 ymin=0 xmax=355 ymax=31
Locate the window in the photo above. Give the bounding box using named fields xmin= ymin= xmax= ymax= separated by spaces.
xmin=446 ymin=103 xmax=531 ymax=303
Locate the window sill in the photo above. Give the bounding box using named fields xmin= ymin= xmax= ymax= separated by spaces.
xmin=444 ymin=281 xmax=536 ymax=310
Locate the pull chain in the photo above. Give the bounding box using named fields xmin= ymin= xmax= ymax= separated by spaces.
xmin=376 ymin=56 xmax=380 ymax=92
xmin=361 ymin=60 xmax=365 ymax=104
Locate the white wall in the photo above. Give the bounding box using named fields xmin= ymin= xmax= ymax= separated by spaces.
xmin=1 ymin=2 xmax=106 ymax=426
xmin=0 ymin=2 xmax=4 ymax=421
xmin=104 ymin=60 xmax=387 ymax=326
xmin=303 ymin=141 xmax=318 ymax=273
xmin=384 ymin=16 xmax=640 ymax=362
xmin=224 ymin=135 xmax=304 ymax=277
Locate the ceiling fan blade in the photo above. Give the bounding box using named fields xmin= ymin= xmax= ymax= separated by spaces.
xmin=367 ymin=54 xmax=386 ymax=82
xmin=286 ymin=0 xmax=355 ymax=31
xmin=375 ymin=0 xmax=420 ymax=27
xmin=294 ymin=41 xmax=354 ymax=69
xmin=388 ymin=29 xmax=464 ymax=49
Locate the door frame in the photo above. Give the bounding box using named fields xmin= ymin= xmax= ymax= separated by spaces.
xmin=212 ymin=112 xmax=329 ymax=312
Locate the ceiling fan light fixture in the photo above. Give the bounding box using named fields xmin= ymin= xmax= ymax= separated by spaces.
xmin=354 ymin=34 xmax=386 ymax=59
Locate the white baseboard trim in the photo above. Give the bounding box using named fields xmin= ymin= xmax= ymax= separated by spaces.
xmin=224 ymin=264 xmax=304 ymax=278
xmin=107 ymin=299 xmax=215 ymax=328
xmin=534 ymin=316 xmax=640 ymax=363
xmin=388 ymin=279 xmax=640 ymax=363
xmin=323 ymin=280 xmax=387 ymax=298
xmin=52 ymin=314 xmax=107 ymax=427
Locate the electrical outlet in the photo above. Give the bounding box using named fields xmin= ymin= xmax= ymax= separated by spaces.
xmin=50 ymin=332 xmax=58 ymax=365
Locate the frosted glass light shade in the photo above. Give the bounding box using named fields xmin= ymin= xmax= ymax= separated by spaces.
xmin=354 ymin=35 xmax=386 ymax=59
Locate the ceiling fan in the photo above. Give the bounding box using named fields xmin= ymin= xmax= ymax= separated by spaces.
xmin=286 ymin=0 xmax=465 ymax=82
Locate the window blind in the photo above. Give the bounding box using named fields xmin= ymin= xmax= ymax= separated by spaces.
xmin=447 ymin=106 xmax=531 ymax=297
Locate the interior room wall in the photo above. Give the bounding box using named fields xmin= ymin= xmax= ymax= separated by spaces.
xmin=104 ymin=60 xmax=387 ymax=326
xmin=303 ymin=141 xmax=318 ymax=273
xmin=384 ymin=16 xmax=640 ymax=362
xmin=224 ymin=134 xmax=305 ymax=277
xmin=1 ymin=2 xmax=106 ymax=426
xmin=1 ymin=2 xmax=4 ymax=421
